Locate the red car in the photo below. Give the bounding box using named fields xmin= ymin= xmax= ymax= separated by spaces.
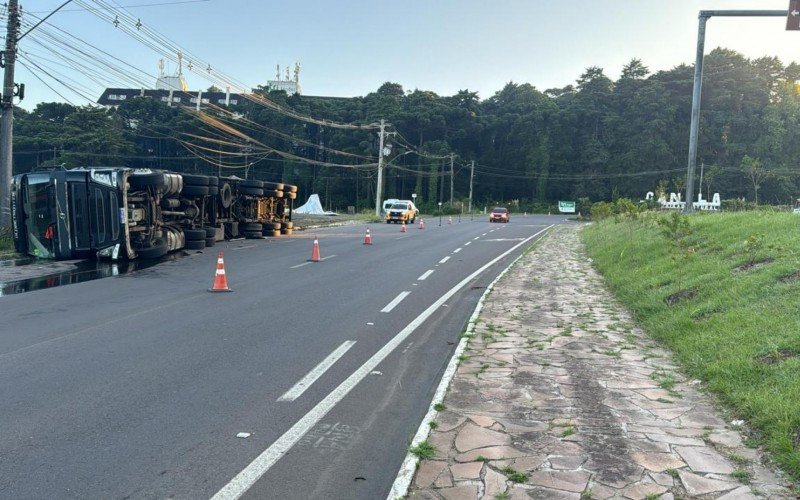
xmin=490 ymin=207 xmax=509 ymax=223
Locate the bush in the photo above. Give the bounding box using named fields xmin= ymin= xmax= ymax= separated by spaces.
xmin=590 ymin=201 xmax=614 ymax=220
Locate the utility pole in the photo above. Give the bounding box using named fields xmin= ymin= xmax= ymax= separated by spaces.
xmin=0 ymin=0 xmax=20 ymax=228
xmin=449 ymin=153 xmax=454 ymax=206
xmin=468 ymin=160 xmax=475 ymax=214
xmin=374 ymin=118 xmax=386 ymax=217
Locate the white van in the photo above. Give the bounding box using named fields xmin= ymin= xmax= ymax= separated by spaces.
xmin=382 ymin=198 xmax=400 ymax=214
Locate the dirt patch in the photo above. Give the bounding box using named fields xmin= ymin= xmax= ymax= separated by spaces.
xmin=779 ymin=270 xmax=800 ymax=283
xmin=755 ymin=348 xmax=798 ymax=365
xmin=664 ymin=288 xmax=697 ymax=306
xmin=733 ymin=257 xmax=774 ymax=273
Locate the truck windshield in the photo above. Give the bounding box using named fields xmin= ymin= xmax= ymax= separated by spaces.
xmin=24 ymin=179 xmax=56 ymax=259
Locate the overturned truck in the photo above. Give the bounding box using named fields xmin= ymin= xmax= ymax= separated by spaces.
xmin=10 ymin=167 xmax=297 ymax=260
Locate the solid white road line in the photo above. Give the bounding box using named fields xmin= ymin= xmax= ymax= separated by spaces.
xmin=453 ymin=248 xmax=462 ymax=254
xmin=417 ymin=270 xmax=434 ymax=281
xmin=210 ymin=224 xmax=555 ymax=500
xmin=381 ymin=291 xmax=411 ymax=313
xmin=277 ymin=341 xmax=357 ymax=402
xmin=439 ymin=256 xmax=450 ymax=264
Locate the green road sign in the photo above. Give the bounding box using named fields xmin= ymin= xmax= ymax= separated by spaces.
xmin=558 ymin=201 xmax=576 ymax=213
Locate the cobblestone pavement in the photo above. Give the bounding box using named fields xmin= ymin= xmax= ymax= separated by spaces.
xmin=407 ymin=225 xmax=795 ymax=499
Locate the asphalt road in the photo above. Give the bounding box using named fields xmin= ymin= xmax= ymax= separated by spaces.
xmin=0 ymin=214 xmax=566 ymax=499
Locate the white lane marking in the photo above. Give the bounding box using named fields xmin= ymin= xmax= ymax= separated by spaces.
xmin=484 ymin=238 xmax=525 ymax=242
xmin=290 ymin=255 xmax=337 ymax=269
xmin=464 ymin=241 xmax=471 ymax=246
xmin=277 ymin=341 xmax=357 ymax=402
xmin=481 ymin=233 xmax=487 ymax=236
xmin=210 ymin=225 xmax=554 ymax=500
xmin=439 ymin=256 xmax=450 ymax=264
xmin=381 ymin=291 xmax=411 ymax=313
xmin=417 ymin=270 xmax=434 ymax=281
xmin=453 ymin=248 xmax=462 ymax=254
xmin=473 ymin=237 xmax=480 ymax=240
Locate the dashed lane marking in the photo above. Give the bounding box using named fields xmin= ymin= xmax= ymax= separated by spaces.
xmin=277 ymin=341 xmax=357 ymax=402
xmin=381 ymin=291 xmax=411 ymax=313
xmin=417 ymin=270 xmax=434 ymax=281
xmin=439 ymin=256 xmax=450 ymax=264
xmin=453 ymin=248 xmax=462 ymax=254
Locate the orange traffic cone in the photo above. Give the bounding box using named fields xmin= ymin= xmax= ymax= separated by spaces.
xmin=401 ymin=221 xmax=407 ymax=233
xmin=309 ymin=238 xmax=321 ymax=262
xmin=448 ymin=216 xmax=452 ymax=225
xmin=364 ymin=229 xmax=372 ymax=245
xmin=419 ymin=219 xmax=425 ymax=230
xmin=209 ymin=251 xmax=232 ymax=292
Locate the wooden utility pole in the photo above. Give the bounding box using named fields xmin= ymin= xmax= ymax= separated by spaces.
xmin=468 ymin=160 xmax=474 ymax=213
xmin=449 ymin=153 xmax=454 ymax=206
xmin=0 ymin=0 xmax=20 ymax=228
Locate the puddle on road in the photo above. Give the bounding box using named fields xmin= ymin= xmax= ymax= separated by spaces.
xmin=0 ymin=252 xmax=189 ymax=297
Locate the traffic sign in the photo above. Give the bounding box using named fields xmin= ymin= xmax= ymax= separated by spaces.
xmin=787 ymin=0 xmax=800 ymax=30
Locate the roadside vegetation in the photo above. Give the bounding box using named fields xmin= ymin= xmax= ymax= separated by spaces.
xmin=0 ymin=226 xmax=17 ymax=258
xmin=583 ymin=210 xmax=800 ymax=481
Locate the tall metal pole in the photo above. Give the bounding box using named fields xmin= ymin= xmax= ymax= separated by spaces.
xmin=449 ymin=153 xmax=454 ymax=206
xmin=683 ymin=13 xmax=708 ymax=213
xmin=468 ymin=160 xmax=474 ymax=213
xmin=374 ymin=118 xmax=386 ymax=217
xmin=0 ymin=0 xmax=20 ymax=228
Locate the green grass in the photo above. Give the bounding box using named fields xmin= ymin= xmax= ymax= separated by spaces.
xmin=409 ymin=440 xmax=436 ymax=460
xmin=0 ymin=226 xmax=17 ymax=258
xmin=582 ymin=211 xmax=800 ymax=481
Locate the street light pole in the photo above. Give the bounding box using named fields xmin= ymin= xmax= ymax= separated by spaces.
xmin=374 ymin=119 xmax=387 ymax=217
xmin=449 ymin=153 xmax=454 ymax=206
xmin=468 ymin=160 xmax=474 ymax=215
xmin=0 ymin=0 xmax=20 ymax=228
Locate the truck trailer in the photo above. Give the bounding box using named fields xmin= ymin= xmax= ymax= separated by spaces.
xmin=10 ymin=167 xmax=295 ymax=260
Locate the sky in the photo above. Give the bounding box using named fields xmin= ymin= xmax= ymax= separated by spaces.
xmin=10 ymin=0 xmax=800 ymax=109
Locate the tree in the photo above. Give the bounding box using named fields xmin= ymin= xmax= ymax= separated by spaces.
xmin=741 ymin=155 xmax=769 ymax=205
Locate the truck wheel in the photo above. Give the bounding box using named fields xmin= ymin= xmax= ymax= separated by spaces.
xmin=184 ymin=228 xmax=206 ymax=241
xmin=130 ymin=172 xmax=166 ymax=189
xmin=281 ymin=228 xmax=293 ymax=235
xmin=239 ymin=180 xmax=263 ymax=188
xmin=240 ymin=222 xmax=262 ymax=232
xmin=185 ymin=239 xmax=205 ymax=250
xmin=244 ymin=231 xmax=262 ymax=239
xmin=182 ymin=185 xmax=209 ymax=197
xmin=285 ymin=184 xmax=298 ymax=193
xmin=286 ymin=192 xmax=297 ymax=200
xmin=264 ymin=189 xmax=282 ymax=198
xmin=207 ymin=176 xmax=219 ymax=186
xmin=271 ymin=230 xmax=281 ymax=237
xmin=264 ymin=182 xmax=285 ymax=191
xmin=283 ymin=221 xmax=294 ymax=229
xmin=182 ymin=174 xmax=210 ymax=186
xmin=204 ymin=237 xmax=216 ymax=247
xmin=136 ymin=238 xmax=168 ymax=259
xmin=219 ymin=183 xmax=234 ymax=208
xmin=207 ymin=185 xmax=219 ymax=196
xmin=204 ymin=226 xmax=217 ymax=238
xmin=272 ymin=222 xmax=282 ymax=230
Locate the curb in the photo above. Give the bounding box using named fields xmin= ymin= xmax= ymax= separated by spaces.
xmin=386 ymin=226 xmax=553 ymax=499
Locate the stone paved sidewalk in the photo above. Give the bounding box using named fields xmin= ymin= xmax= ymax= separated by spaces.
xmin=407 ymin=225 xmax=795 ymax=499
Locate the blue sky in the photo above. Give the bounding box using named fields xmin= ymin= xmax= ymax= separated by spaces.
xmin=13 ymin=0 xmax=800 ymax=109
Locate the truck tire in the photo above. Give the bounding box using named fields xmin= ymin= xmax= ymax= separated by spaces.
xmin=285 ymin=184 xmax=298 ymax=193
xmin=238 ymin=186 xmax=263 ymax=197
xmin=204 ymin=226 xmax=217 ymax=238
xmin=244 ymin=231 xmax=262 ymax=239
xmin=182 ymin=174 xmax=210 ymax=186
xmin=264 ymin=182 xmax=285 ymax=191
xmin=219 ymin=182 xmax=234 ymax=208
xmin=283 ymin=221 xmax=294 ymax=229
xmin=182 ymin=185 xmax=209 ymax=197
xmin=136 ymin=238 xmax=168 ymax=259
xmin=204 ymin=237 xmax=216 ymax=247
xmin=208 ymin=185 xmax=219 ymax=196
xmin=184 ymin=228 xmax=206 ymax=241
xmin=281 ymin=228 xmax=293 ymax=235
xmin=130 ymin=172 xmax=166 ymax=189
xmin=207 ymin=176 xmax=219 ymax=186
xmin=271 ymin=230 xmax=281 ymax=237
xmin=240 ymin=222 xmax=262 ymax=232
xmin=264 ymin=189 xmax=282 ymax=198
xmin=185 ymin=239 xmax=205 ymax=250
xmin=286 ymin=192 xmax=297 ymax=200
xmin=239 ymin=179 xmax=263 ymax=188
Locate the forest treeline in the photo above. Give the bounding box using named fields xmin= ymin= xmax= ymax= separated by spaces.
xmin=11 ymin=48 xmax=800 ymax=211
